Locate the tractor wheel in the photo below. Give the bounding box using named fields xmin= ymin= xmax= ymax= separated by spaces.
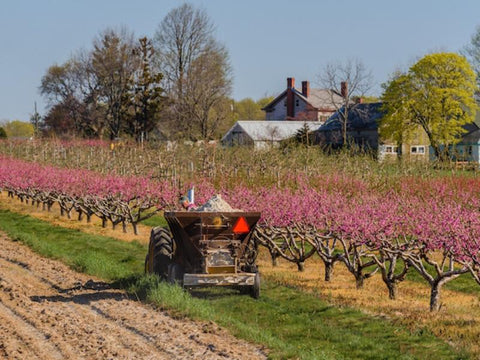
xmin=145 ymin=227 xmax=173 ymax=280
xmin=250 ymin=272 xmax=260 ymax=299
xmin=244 ymin=236 xmax=259 ymax=268
xmin=167 ymin=263 xmax=184 ymax=286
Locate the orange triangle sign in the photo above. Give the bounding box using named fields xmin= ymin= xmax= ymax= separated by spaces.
xmin=233 ymin=216 xmax=250 ymax=234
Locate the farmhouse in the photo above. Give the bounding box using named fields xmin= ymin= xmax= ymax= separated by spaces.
xmin=262 ymin=77 xmax=344 ymax=122
xmin=315 ymin=102 xmax=431 ymax=160
xmin=221 ymin=120 xmax=323 ymax=149
xmin=315 ymin=102 xmax=383 ymax=151
xmin=447 ymin=123 xmax=480 ymax=163
xmin=433 ymin=121 xmax=480 ymax=167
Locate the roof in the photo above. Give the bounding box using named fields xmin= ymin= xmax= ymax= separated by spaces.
xmin=303 ymin=89 xmax=344 ymax=110
xmin=262 ymin=87 xmax=344 ymax=111
xmin=222 ymin=121 xmax=324 ymax=142
xmin=459 ymin=122 xmax=480 ymax=144
xmin=317 ymin=102 xmax=384 ymax=132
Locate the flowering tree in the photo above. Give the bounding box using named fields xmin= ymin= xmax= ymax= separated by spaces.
xmin=3 ymin=155 xmax=480 ymax=312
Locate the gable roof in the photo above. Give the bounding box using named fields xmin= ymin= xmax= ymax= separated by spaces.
xmin=459 ymin=122 xmax=480 ymax=144
xmin=317 ymin=102 xmax=384 ymax=132
xmin=262 ymin=87 xmax=344 ymax=111
xmin=305 ymin=89 xmax=344 ymax=110
xmin=222 ymin=121 xmax=323 ymax=142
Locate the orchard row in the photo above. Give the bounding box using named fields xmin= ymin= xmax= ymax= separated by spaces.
xmin=2 ymin=156 xmax=480 ymax=311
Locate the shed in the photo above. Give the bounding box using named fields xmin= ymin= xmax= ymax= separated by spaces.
xmin=222 ymin=121 xmax=323 ymax=149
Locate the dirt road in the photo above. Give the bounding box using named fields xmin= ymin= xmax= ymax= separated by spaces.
xmin=0 ymin=234 xmax=266 ymax=359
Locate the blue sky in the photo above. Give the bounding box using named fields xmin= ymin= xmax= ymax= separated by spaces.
xmin=1 ymin=0 xmax=480 ymax=122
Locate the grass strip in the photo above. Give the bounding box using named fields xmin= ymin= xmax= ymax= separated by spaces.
xmin=140 ymin=213 xmax=168 ymax=228
xmin=0 ymin=209 xmax=469 ymax=360
xmin=0 ymin=209 xmax=145 ymax=280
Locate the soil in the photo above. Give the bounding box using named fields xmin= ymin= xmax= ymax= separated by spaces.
xmin=0 ymin=233 xmax=266 ymax=360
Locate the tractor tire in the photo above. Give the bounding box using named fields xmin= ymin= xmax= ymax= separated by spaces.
xmin=145 ymin=227 xmax=174 ymax=280
xmin=250 ymin=272 xmax=260 ymax=299
xmin=167 ymin=263 xmax=184 ymax=286
xmin=244 ymin=236 xmax=259 ymax=268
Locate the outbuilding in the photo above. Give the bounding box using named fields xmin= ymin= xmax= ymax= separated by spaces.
xmin=222 ymin=120 xmax=323 ymax=149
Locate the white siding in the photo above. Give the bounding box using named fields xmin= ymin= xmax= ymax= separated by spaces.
xmin=265 ymin=93 xmax=309 ymax=120
xmin=266 ymin=96 xmax=287 ymax=120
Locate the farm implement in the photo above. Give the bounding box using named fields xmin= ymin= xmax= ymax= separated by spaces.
xmin=145 ymin=211 xmax=262 ymax=298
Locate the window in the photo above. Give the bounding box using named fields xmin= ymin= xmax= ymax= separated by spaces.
xmin=411 ymin=146 xmax=425 ymax=154
xmin=382 ymin=145 xmax=398 ymax=155
xmin=384 ymin=145 xmax=398 ymax=154
xmin=468 ymin=146 xmax=473 ymax=156
xmin=283 ymin=99 xmax=286 ymax=107
xmin=295 ymin=99 xmax=299 ymax=107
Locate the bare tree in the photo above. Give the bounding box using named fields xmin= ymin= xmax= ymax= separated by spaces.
xmin=153 ymin=3 xmax=233 ymax=140
xmin=154 ymin=3 xmax=214 ymax=94
xmin=41 ymin=27 xmax=169 ymax=140
xmin=71 ymin=50 xmax=107 ymax=138
xmin=317 ymin=59 xmax=373 ymax=147
xmin=40 ymin=49 xmax=108 ymax=138
xmin=40 ymin=60 xmax=88 ymax=136
xmin=463 ymin=25 xmax=480 ymax=88
xmin=180 ymin=44 xmax=232 ymax=139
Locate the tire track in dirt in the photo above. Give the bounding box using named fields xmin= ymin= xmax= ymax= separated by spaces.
xmin=0 ymin=300 xmax=64 ymax=359
xmin=0 ymin=234 xmax=267 ymax=359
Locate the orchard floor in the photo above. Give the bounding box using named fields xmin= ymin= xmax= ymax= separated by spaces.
xmin=1 ymin=191 xmax=480 ymax=357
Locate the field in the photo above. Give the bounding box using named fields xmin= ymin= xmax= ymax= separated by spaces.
xmin=1 ymin=139 xmax=480 ymax=359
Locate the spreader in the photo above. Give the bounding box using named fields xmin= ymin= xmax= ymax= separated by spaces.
xmin=145 ymin=211 xmax=261 ymax=298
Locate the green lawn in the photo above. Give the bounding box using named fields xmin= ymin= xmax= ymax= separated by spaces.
xmin=0 ymin=209 xmax=469 ymax=360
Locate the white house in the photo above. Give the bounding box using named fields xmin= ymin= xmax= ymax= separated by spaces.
xmin=222 ymin=121 xmax=323 ymax=149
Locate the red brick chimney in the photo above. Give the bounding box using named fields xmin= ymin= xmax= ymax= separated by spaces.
xmin=341 ymin=81 xmax=348 ymax=98
xmin=287 ymin=77 xmax=295 ymax=89
xmin=301 ymin=81 xmax=310 ymax=98
xmin=287 ymin=77 xmax=295 ymax=118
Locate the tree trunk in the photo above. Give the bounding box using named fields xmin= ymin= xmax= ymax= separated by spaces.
xmin=77 ymin=210 xmax=83 ymax=221
xmin=387 ymin=281 xmax=397 ymax=300
xmin=270 ymin=251 xmax=278 ymax=267
xmin=132 ymin=222 xmax=138 ymax=236
xmin=430 ymin=282 xmax=442 ymax=312
xmin=355 ymin=272 xmax=364 ymax=289
xmin=297 ymin=261 xmax=305 ymax=272
xmin=324 ymin=262 xmax=334 ymax=282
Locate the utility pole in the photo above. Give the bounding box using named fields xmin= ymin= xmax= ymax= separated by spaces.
xmin=30 ymin=102 xmax=41 ymax=137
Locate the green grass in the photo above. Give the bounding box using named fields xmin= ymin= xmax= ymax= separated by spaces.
xmin=140 ymin=213 xmax=168 ymax=228
xmin=0 ymin=209 xmax=470 ymax=360
xmin=198 ymin=284 xmax=469 ymax=360
xmin=0 ymin=209 xmax=145 ymax=280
